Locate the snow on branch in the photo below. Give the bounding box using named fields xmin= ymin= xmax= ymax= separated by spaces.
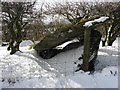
xmin=83 ymin=16 xmax=109 ymax=27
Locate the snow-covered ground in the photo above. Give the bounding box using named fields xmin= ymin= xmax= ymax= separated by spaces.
xmin=0 ymin=31 xmax=2 ymax=44
xmin=0 ymin=38 xmax=119 ymax=88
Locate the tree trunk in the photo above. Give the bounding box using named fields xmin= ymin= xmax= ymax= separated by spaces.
xmin=15 ymin=42 xmax=20 ymax=51
xmin=9 ymin=40 xmax=17 ymax=55
xmin=7 ymin=20 xmax=23 ymax=54
xmin=81 ymin=28 xmax=91 ymax=71
xmin=108 ymin=41 xmax=113 ymax=46
xmin=102 ymin=37 xmax=106 ymax=47
xmin=108 ymin=37 xmax=116 ymax=46
xmin=102 ymin=24 xmax=108 ymax=47
xmin=7 ymin=22 xmax=18 ymax=54
xmin=102 ymin=40 xmax=106 ymax=47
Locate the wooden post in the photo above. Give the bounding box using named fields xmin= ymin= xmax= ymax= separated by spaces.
xmin=82 ymin=28 xmax=91 ymax=71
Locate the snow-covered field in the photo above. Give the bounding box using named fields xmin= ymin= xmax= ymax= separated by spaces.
xmin=0 ymin=38 xmax=119 ymax=88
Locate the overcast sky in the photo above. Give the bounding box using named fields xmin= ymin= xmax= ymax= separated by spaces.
xmin=2 ymin=0 xmax=120 ymax=3
xmin=36 ymin=0 xmax=120 ymax=3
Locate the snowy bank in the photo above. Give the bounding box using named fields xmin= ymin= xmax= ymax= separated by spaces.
xmin=0 ymin=37 xmax=119 ymax=88
xmin=20 ymin=40 xmax=33 ymax=47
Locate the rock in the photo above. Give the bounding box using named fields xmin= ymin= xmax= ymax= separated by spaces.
xmin=35 ymin=30 xmax=102 ymax=59
xmin=38 ymin=49 xmax=60 ymax=59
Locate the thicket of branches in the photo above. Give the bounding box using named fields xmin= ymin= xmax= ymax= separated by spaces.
xmin=1 ymin=1 xmax=120 ymax=54
xmin=1 ymin=1 xmax=37 ymax=54
xmin=44 ymin=2 xmax=120 ymax=46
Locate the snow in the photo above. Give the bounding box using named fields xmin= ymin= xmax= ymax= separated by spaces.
xmin=68 ymin=29 xmax=73 ymax=33
xmin=0 ymin=37 xmax=119 ymax=88
xmin=20 ymin=40 xmax=33 ymax=47
xmin=84 ymin=16 xmax=109 ymax=27
xmin=0 ymin=31 xmax=2 ymax=44
xmin=55 ymin=39 xmax=80 ymax=49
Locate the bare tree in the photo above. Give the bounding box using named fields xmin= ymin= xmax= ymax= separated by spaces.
xmin=92 ymin=2 xmax=120 ymax=46
xmin=1 ymin=1 xmax=36 ymax=54
xmin=25 ymin=3 xmax=46 ymax=41
xmin=107 ymin=3 xmax=120 ymax=45
xmin=44 ymin=2 xmax=95 ymax=24
xmin=44 ymin=1 xmax=120 ymax=46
